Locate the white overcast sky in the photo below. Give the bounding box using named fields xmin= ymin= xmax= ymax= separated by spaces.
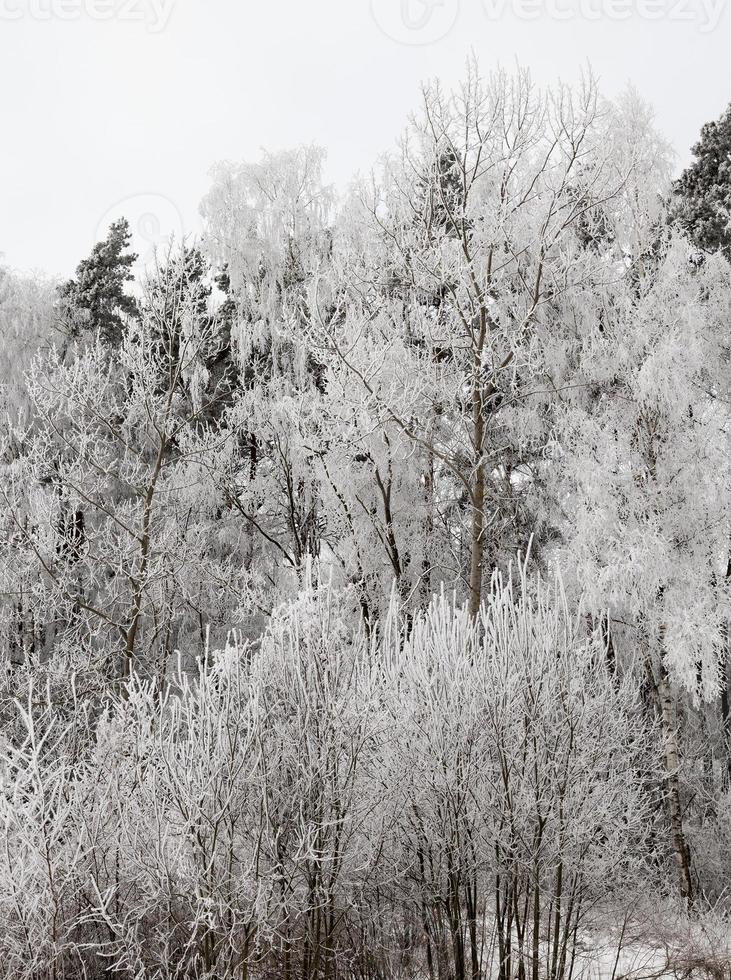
xmin=1 ymin=0 xmax=729 ymax=278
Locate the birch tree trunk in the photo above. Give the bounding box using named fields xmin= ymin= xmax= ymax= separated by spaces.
xmin=721 ymin=554 xmax=731 ymax=789
xmin=649 ymin=657 xmax=694 ymax=904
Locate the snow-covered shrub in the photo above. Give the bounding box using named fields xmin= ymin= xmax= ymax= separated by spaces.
xmin=0 ymin=570 xmax=662 ymax=979
xmin=379 ymin=565 xmax=660 ymax=980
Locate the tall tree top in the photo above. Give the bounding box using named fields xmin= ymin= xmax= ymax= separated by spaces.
xmin=59 ymin=217 xmax=139 ymax=347
xmin=674 ymin=104 xmax=731 ymax=260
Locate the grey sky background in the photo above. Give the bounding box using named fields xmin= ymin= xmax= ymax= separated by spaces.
xmin=1 ymin=0 xmax=729 ymax=279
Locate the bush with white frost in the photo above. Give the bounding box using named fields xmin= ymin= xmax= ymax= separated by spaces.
xmin=0 ymin=571 xmax=675 ymax=979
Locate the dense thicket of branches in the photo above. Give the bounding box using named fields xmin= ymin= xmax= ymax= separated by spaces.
xmin=0 ymin=65 xmax=730 ymax=979
xmin=1 ymin=569 xmax=666 ymax=980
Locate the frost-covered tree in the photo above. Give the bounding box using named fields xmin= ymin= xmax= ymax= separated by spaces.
xmin=201 ymin=147 xmax=334 ymax=603
xmin=58 ymin=218 xmax=138 ymax=347
xmin=674 ymin=103 xmax=731 ymax=260
xmin=4 ymin=64 xmax=731 ymax=965
xmin=0 ymin=265 xmax=56 ymax=419
xmin=0 ymin=247 xmax=252 ymax=695
xmin=673 ymin=102 xmax=731 ymax=795
xmin=321 ymin=64 xmax=632 ymax=618
xmin=541 ymin=95 xmax=731 ymax=902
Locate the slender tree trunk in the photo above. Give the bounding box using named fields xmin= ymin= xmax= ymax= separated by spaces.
xmin=649 ymin=658 xmax=694 ymax=904
xmin=601 ymin=613 xmax=617 ymax=678
xmin=468 ymin=450 xmax=486 ymax=622
xmin=468 ymin=310 xmax=488 ymax=622
xmin=421 ymin=434 xmax=435 ymax=607
xmin=721 ymin=668 xmax=731 ymax=791
xmin=447 ymin=846 xmax=466 ymax=980
xmin=721 ymin=554 xmax=731 ymax=789
xmin=464 ymin=866 xmax=480 ymax=980
xmin=696 ymin=662 xmax=715 ymax=814
xmin=121 ymin=441 xmax=165 ymax=686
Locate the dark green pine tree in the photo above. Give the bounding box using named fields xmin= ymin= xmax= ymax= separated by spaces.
xmin=59 ymin=218 xmax=139 ymax=347
xmin=673 ymin=104 xmax=731 ymax=261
